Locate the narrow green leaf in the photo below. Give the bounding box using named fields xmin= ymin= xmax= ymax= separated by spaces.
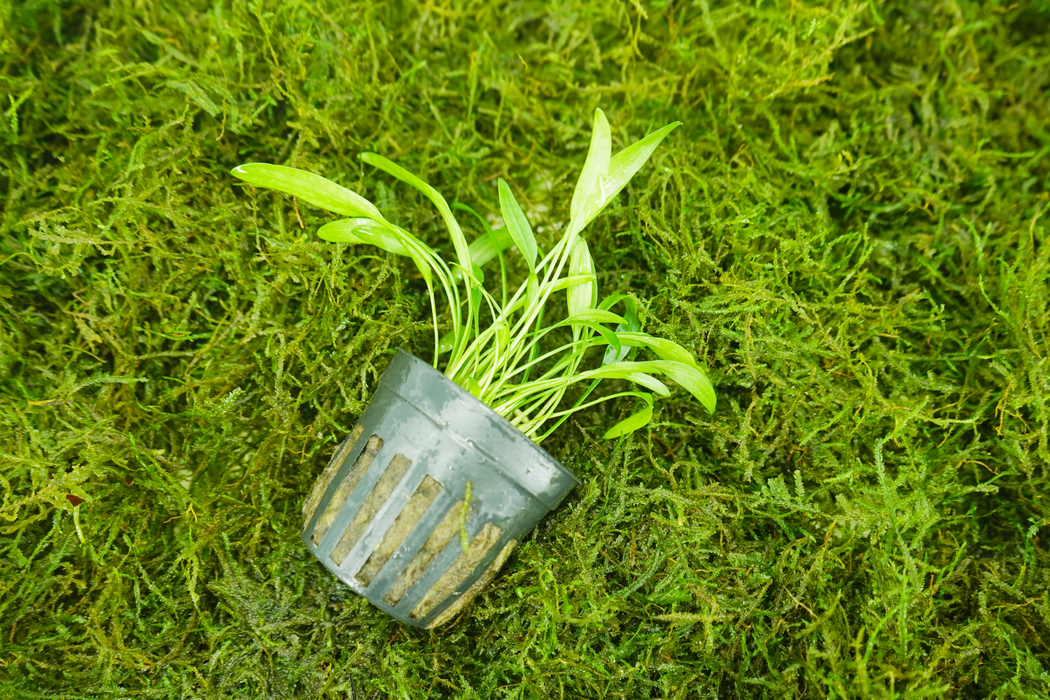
xmin=564 ymin=309 xmax=627 ymax=326
xmin=598 ymin=293 xmax=630 ymax=312
xmin=550 ymin=274 xmax=597 ymax=295
xmin=497 ymin=179 xmax=538 ymax=271
xmin=570 ymin=108 xmax=611 ymax=228
xmin=596 ymin=121 xmax=681 ymax=221
xmin=652 ymin=360 xmax=714 ymax=413
xmin=468 ymin=264 xmax=484 ymax=318
xmin=601 ymin=296 xmax=640 ymax=364
xmin=464 ymin=376 xmax=483 ymax=398
xmin=555 ymin=316 xmax=621 ymax=358
xmin=359 ymin=152 xmax=473 ymax=277
xmin=439 ymin=330 xmax=455 ymax=354
xmin=502 ymin=273 xmax=598 ymax=318
xmin=231 ymin=163 xmax=384 ymax=221
xmin=526 ymin=272 xmax=540 ymax=309
xmin=450 ymin=226 xmax=512 ymax=282
xmin=521 ymin=272 xmax=544 ymax=385
xmin=492 ymin=321 xmax=510 ymax=352
xmin=567 ymin=238 xmax=597 ymax=319
xmin=616 ymin=332 xmax=700 ymax=368
xmin=485 ymin=225 xmax=509 ymax=310
xmin=631 ymin=360 xmax=716 ymax=413
xmin=603 ymin=393 xmax=654 ymax=439
xmin=469 ymin=226 xmax=511 ymax=265
xmin=584 ymin=363 xmax=671 ymax=396
xmin=317 ymin=218 xmax=411 ymax=255
xmin=622 ymin=299 xmax=640 ymax=332
xmin=451 ymin=201 xmax=514 ymax=271
xmin=451 ymin=202 xmax=514 ymax=269
xmin=621 ymin=372 xmax=671 ymax=396
xmin=318 ymin=219 xmax=433 ymax=285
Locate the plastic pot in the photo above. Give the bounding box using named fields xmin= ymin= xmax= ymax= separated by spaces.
xmin=301 ymin=349 xmax=581 ymax=629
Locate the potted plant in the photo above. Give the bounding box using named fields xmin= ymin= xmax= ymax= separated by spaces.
xmin=231 ymin=109 xmax=716 ymax=628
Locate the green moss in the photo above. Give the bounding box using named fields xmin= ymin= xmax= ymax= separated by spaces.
xmin=1 ymin=0 xmax=1048 ymax=697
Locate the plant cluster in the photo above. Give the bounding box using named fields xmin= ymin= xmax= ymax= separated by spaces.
xmin=232 ymin=108 xmax=715 ymax=442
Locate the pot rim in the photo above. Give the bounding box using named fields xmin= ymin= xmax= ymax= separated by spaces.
xmin=386 ymin=347 xmax=581 ymax=488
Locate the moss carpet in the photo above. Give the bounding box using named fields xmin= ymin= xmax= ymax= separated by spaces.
xmin=2 ymin=0 xmax=1049 ymax=697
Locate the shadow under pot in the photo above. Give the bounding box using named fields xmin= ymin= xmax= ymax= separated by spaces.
xmin=301 ymin=349 xmax=581 ymax=629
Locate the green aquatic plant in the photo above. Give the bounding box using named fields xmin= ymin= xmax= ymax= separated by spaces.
xmin=231 ymin=108 xmax=715 ymax=442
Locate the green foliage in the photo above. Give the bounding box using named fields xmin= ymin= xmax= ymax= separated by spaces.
xmin=233 ymin=108 xmax=702 ymax=442
xmin=1 ymin=0 xmax=1049 ymax=698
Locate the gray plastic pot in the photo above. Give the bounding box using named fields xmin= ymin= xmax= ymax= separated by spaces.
xmin=301 ymin=349 xmax=580 ymax=629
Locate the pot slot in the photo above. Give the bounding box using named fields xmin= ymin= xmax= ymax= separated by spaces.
xmin=303 ymin=425 xmax=365 ymax=530
xmin=355 ymin=474 xmax=443 ymax=586
xmin=311 ymin=433 xmax=382 ymax=545
xmin=425 ymin=539 xmax=517 ymax=629
xmin=330 ymin=452 xmax=413 ymax=566
xmin=382 ymin=499 xmax=465 ymax=607
xmin=409 ymin=521 xmax=502 ymax=621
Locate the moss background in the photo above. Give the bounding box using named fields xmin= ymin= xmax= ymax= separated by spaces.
xmin=2 ymin=0 xmax=1049 ymax=697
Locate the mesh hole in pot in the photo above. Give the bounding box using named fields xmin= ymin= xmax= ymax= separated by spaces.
xmin=303 ymin=425 xmax=366 ymax=529
xmin=330 ymin=453 xmax=413 ymax=566
xmin=355 ymin=475 xmax=443 ymax=586
xmin=311 ymin=433 xmax=382 ymax=545
xmin=425 ymin=539 xmax=517 ymax=629
xmin=382 ymin=499 xmax=466 ymax=606
xmin=409 ymin=521 xmax=502 ymax=621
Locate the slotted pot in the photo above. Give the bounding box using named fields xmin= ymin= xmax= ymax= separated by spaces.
xmin=301 ymin=349 xmax=580 ymax=628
